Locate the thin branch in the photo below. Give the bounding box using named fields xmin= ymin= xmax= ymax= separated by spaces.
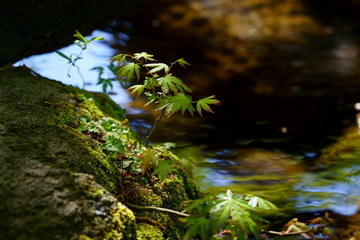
xmin=125 ymin=201 xmax=190 ymax=218
xmin=268 ymin=230 xmax=312 ymax=236
xmin=145 ymin=108 xmax=165 ymax=146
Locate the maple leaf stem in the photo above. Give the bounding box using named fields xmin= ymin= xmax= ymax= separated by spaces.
xmin=145 ymin=108 xmax=166 ymax=146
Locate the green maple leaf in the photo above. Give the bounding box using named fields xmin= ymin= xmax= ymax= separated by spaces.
xmin=175 ymin=58 xmax=191 ymax=68
xmin=144 ymin=76 xmax=159 ymax=89
xmin=117 ymin=62 xmax=140 ymax=81
xmin=141 ymin=149 xmax=156 ymax=175
xmin=196 ymin=95 xmax=220 ymax=117
xmin=144 ymin=63 xmax=170 ymax=74
xmin=184 ymin=216 xmax=211 ymax=240
xmin=128 ymin=84 xmax=145 ymax=96
xmin=155 ymin=96 xmax=170 ymax=110
xmin=168 ymin=93 xmax=195 ymax=116
xmin=245 ymin=195 xmax=278 ymax=210
xmin=133 ymin=52 xmax=155 ymax=61
xmin=211 ymin=190 xmax=255 ymax=235
xmin=109 ymin=53 xmax=127 ymax=65
xmin=154 ymin=159 xmax=173 ymax=182
xmin=157 ymin=74 xmax=191 ymax=93
xmin=102 ymin=135 xmax=124 ymax=153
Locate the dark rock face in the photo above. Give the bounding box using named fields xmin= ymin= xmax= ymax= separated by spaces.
xmin=0 ymin=0 xmax=145 ymax=66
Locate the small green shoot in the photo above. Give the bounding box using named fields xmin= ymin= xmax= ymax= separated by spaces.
xmin=56 ymin=30 xmax=104 ymax=88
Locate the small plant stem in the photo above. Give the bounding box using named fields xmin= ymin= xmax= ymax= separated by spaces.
xmin=125 ymin=201 xmax=190 ymax=218
xmin=268 ymin=230 xmax=312 ymax=236
xmin=145 ymin=108 xmax=165 ymax=146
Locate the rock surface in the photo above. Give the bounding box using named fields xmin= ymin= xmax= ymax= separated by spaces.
xmin=0 ymin=66 xmax=136 ymax=239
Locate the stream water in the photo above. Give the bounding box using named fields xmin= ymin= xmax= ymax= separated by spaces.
xmin=15 ymin=0 xmax=360 ymax=230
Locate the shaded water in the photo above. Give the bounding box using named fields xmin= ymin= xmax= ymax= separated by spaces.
xmin=117 ymin=0 xmax=360 ymax=217
xmin=16 ymin=0 xmax=360 ymax=220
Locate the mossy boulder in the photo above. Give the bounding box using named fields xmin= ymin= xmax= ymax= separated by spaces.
xmin=0 ymin=66 xmax=136 ymax=239
xmin=0 ymin=66 xmax=200 ymax=239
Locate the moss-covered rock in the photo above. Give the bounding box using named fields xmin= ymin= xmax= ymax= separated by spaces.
xmin=122 ymin=167 xmax=200 ymax=239
xmin=0 ymin=66 xmax=201 ymax=239
xmin=0 ymin=66 xmax=136 ymax=239
xmin=0 ymin=159 xmax=136 ymax=240
xmin=0 ymin=66 xmax=121 ymax=192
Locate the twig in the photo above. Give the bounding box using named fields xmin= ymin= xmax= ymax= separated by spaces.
xmin=268 ymin=230 xmax=312 ymax=236
xmin=145 ymin=108 xmax=165 ymax=146
xmin=125 ymin=201 xmax=190 ymax=218
xmin=136 ymin=216 xmax=166 ymax=230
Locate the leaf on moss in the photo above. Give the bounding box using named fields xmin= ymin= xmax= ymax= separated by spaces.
xmin=141 ymin=149 xmax=156 ymax=175
xmin=154 ymin=159 xmax=173 ymax=182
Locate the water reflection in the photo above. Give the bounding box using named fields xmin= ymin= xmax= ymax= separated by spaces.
xmin=119 ymin=0 xmax=360 ymax=216
xmin=295 ymin=165 xmax=360 ymax=215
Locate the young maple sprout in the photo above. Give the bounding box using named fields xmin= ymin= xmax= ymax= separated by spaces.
xmin=109 ymin=52 xmax=220 ymax=144
xmin=110 ymin=52 xmax=220 ymax=117
xmin=56 ymin=30 xmax=104 ymax=88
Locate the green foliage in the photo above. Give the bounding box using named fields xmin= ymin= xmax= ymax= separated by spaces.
xmin=56 ymin=30 xmax=104 ymax=88
xmin=77 ymin=115 xmax=142 ymax=173
xmin=109 ymin=52 xmax=220 ymax=118
xmin=245 ymin=195 xmax=278 ymax=209
xmin=154 ymin=159 xmax=173 ymax=182
xmin=139 ymin=143 xmax=178 ymax=182
xmin=184 ymin=190 xmax=278 ymax=240
xmin=77 ymin=114 xmax=179 ymax=182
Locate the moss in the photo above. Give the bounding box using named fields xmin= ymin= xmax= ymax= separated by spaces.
xmin=78 ymin=235 xmax=94 ymax=240
xmin=103 ymin=202 xmax=137 ymax=240
xmin=0 ymin=66 xmax=128 ymax=193
xmin=92 ymin=188 xmax=104 ymax=198
xmin=126 ymin=184 xmax=163 ymax=207
xmin=88 ymin=92 xmax=127 ymax=121
xmin=136 ymin=223 xmax=164 ymax=240
xmin=175 ymin=168 xmax=201 ymax=200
